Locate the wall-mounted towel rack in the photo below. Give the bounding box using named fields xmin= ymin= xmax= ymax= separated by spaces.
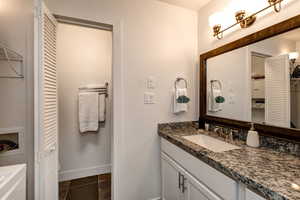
xmin=174 ymin=77 xmax=188 ymax=90
xmin=0 ymin=43 xmax=24 ymax=78
xmin=78 ymin=83 xmax=108 ymax=126
xmin=208 ymin=80 xmax=224 ymax=112
xmin=78 ymin=82 xmax=109 ymax=97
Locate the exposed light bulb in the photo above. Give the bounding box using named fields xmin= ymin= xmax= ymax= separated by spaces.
xmin=209 ymin=12 xmax=224 ymax=28
xmin=289 ymin=52 xmax=299 ymax=60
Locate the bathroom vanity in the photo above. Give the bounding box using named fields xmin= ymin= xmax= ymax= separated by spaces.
xmin=178 ymin=15 xmax=300 ymax=200
xmin=158 ymin=122 xmax=300 ymax=200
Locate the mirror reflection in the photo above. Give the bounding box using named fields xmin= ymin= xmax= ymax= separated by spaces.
xmin=207 ymin=27 xmax=300 ymax=129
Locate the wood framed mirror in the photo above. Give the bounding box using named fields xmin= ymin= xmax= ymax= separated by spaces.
xmin=199 ymin=15 xmax=300 ymax=141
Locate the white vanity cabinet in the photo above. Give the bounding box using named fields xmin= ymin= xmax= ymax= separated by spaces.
xmin=161 ymin=138 xmax=267 ymax=200
xmin=161 ymin=155 xmax=183 ymax=200
xmin=245 ymin=188 xmax=266 ymax=200
xmin=162 ymin=153 xmax=221 ymax=200
xmin=161 ymin=138 xmax=236 ymax=200
xmin=184 ymin=172 xmax=220 ymax=200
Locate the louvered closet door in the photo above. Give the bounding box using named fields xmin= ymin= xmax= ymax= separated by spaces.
xmin=37 ymin=2 xmax=58 ymax=200
xmin=265 ymin=55 xmax=290 ymax=128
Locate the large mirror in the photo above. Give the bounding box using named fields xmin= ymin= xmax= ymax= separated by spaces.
xmin=206 ymin=23 xmax=300 ymax=131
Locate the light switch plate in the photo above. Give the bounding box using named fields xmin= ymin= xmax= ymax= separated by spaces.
xmin=147 ymin=76 xmax=156 ymax=89
xmin=144 ymin=92 xmax=155 ymax=104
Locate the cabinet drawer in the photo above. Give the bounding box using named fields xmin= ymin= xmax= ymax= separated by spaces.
xmin=161 ymin=138 xmax=238 ymax=200
xmin=245 ymin=188 xmax=266 ymax=200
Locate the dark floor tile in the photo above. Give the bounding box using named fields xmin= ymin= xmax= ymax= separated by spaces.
xmin=70 ymin=175 xmax=98 ymax=189
xmin=59 ymin=173 xmax=111 ymax=200
xmin=70 ymin=182 xmax=98 ymax=200
xmin=59 ymin=181 xmax=71 ymax=200
xmin=98 ymin=174 xmax=111 ymax=200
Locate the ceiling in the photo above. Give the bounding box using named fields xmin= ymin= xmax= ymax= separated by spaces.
xmin=158 ymin=0 xmax=211 ymax=10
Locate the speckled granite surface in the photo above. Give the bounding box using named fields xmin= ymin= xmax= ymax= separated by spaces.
xmin=158 ymin=121 xmax=300 ymax=200
xmin=207 ymin=123 xmax=300 ymax=156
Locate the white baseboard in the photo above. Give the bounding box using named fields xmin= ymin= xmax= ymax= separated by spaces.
xmin=59 ymin=164 xmax=111 ymax=182
xmin=148 ymin=197 xmax=161 ymax=200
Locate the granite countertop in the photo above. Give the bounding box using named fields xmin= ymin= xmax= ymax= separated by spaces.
xmin=158 ymin=122 xmax=300 ymax=200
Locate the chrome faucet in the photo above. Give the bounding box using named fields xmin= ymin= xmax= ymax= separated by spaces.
xmin=213 ymin=126 xmax=237 ymax=142
xmin=213 ymin=126 xmax=223 ymax=134
xmin=213 ymin=126 xmax=226 ymax=137
xmin=228 ymin=130 xmax=234 ymax=142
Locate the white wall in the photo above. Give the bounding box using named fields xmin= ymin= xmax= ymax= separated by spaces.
xmin=44 ymin=0 xmax=198 ymax=199
xmin=56 ymin=23 xmax=112 ymax=181
xmin=0 ymin=0 xmax=34 ymax=199
xmin=207 ymin=47 xmax=249 ymax=121
xmin=250 ymin=37 xmax=296 ymax=57
xmin=297 ymin=41 xmax=300 ymax=58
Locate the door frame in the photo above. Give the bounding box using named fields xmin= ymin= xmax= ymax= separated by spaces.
xmin=34 ymin=1 xmax=125 ymax=199
xmin=246 ymin=49 xmax=271 ymax=122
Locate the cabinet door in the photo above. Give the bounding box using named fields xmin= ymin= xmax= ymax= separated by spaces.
xmin=185 ymin=181 xmax=209 ymax=200
xmin=161 ymin=157 xmax=182 ymax=200
xmin=245 ymin=189 xmax=266 ymax=200
xmin=184 ymin=172 xmax=222 ymax=200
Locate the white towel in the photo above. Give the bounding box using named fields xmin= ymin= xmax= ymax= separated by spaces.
xmin=99 ymin=94 xmax=106 ymax=123
xmin=78 ymin=92 xmax=99 ymax=133
xmin=173 ymin=88 xmax=188 ymax=114
xmin=208 ymin=89 xmax=222 ymax=112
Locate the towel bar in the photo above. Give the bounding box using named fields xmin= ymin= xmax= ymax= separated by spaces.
xmin=175 ymin=78 xmax=187 ymax=90
xmin=78 ymin=82 xmax=109 ymax=97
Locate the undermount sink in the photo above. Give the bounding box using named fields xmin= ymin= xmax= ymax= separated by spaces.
xmin=183 ymin=134 xmax=240 ymax=153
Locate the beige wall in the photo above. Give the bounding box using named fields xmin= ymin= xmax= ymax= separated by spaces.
xmin=0 ymin=0 xmax=34 ymax=199
xmin=57 ymin=23 xmax=112 ymax=181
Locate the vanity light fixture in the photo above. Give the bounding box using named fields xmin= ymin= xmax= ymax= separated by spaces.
xmin=213 ymin=25 xmax=222 ymax=39
xmin=268 ymin=0 xmax=282 ymax=12
xmin=211 ymin=0 xmax=284 ymax=39
xmin=235 ymin=10 xmax=256 ymax=28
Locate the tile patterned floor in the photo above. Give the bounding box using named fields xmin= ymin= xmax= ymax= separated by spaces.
xmin=98 ymin=174 xmax=111 ymax=200
xmin=59 ymin=174 xmax=111 ymax=200
xmin=59 ymin=181 xmax=71 ymax=200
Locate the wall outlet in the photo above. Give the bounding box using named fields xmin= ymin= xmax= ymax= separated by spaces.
xmin=147 ymin=76 xmax=156 ymax=89
xmin=144 ymin=92 xmax=155 ymax=104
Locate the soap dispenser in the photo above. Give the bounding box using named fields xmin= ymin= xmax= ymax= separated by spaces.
xmin=246 ymin=123 xmax=260 ymax=148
